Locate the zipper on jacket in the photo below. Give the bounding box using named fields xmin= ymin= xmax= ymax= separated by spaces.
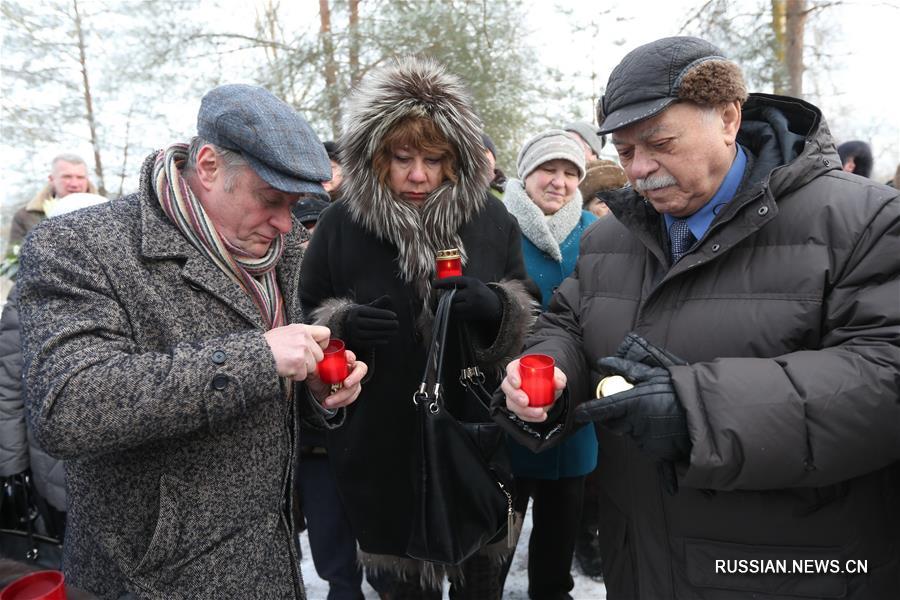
xmin=499 ymin=481 xmax=514 ymax=548
xmin=283 ymin=386 xmax=304 ymax=598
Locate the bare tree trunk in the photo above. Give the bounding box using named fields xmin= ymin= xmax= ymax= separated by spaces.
xmin=319 ymin=0 xmax=341 ymax=137
xmin=771 ymin=0 xmax=786 ymax=94
xmin=785 ymin=0 xmax=807 ymax=97
xmin=117 ymin=104 xmax=134 ymax=199
xmin=72 ymin=0 xmax=105 ymax=196
xmin=349 ymin=0 xmax=360 ymax=86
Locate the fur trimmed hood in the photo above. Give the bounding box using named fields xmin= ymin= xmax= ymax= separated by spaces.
xmin=338 ymin=57 xmax=490 ymax=295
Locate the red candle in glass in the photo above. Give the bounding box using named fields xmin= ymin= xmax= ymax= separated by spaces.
xmin=435 ymin=248 xmax=462 ymax=279
xmin=519 ymin=354 xmax=555 ymax=407
xmin=317 ymin=339 xmax=349 ymax=387
xmin=0 ymin=570 xmax=66 ymax=600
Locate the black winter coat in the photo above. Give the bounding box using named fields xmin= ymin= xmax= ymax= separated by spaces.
xmin=496 ymin=94 xmax=900 ymax=599
xmin=300 ymin=196 xmax=534 ymax=558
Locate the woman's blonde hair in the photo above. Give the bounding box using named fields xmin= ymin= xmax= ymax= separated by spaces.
xmin=373 ymin=116 xmax=459 ymax=188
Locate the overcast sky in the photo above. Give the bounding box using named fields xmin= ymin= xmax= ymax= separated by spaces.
xmin=527 ymin=0 xmax=900 ymax=180
xmin=2 ymin=0 xmax=898 ymax=206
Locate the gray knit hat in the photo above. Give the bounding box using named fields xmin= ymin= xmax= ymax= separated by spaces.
xmin=563 ymin=121 xmax=606 ymax=157
xmin=516 ymin=129 xmax=586 ymax=182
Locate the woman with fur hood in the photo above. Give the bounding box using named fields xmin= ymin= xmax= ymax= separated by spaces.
xmin=299 ymin=57 xmax=536 ymax=599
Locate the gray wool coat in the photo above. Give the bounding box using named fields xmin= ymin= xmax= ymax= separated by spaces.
xmin=16 ymin=153 xmax=334 ymax=600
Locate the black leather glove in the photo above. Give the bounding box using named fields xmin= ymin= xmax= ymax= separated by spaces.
xmin=342 ymin=295 xmax=399 ymax=349
xmin=616 ymin=331 xmax=686 ymax=370
xmin=432 ymin=276 xmax=502 ymax=322
xmin=575 ymin=336 xmax=691 ymax=463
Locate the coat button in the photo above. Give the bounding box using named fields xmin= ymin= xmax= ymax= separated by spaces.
xmin=757 ymin=206 xmax=769 ymax=216
xmin=212 ymin=350 xmax=227 ymax=364
xmin=823 ymin=159 xmax=830 ymax=166
xmin=212 ymin=374 xmax=229 ymax=390
xmin=711 ymin=243 xmax=721 ymax=252
xmin=188 ymin=282 xmax=202 ymax=291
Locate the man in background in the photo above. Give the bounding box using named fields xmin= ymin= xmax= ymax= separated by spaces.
xmin=9 ymin=154 xmax=97 ymax=247
xmin=563 ymin=121 xmax=605 ymax=162
xmin=322 ymin=141 xmax=343 ymax=201
xmin=837 ymin=140 xmax=874 ymax=178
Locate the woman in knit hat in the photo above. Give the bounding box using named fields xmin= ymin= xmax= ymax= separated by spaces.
xmin=498 ymin=129 xmax=599 ymax=599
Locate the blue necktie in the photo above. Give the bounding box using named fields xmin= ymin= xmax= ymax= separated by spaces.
xmin=669 ymin=219 xmax=695 ymax=263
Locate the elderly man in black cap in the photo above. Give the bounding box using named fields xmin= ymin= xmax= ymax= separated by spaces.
xmin=16 ymin=84 xmax=368 ymax=599
xmin=494 ymin=37 xmax=900 ymax=599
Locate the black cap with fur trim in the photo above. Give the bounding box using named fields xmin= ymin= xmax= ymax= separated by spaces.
xmin=597 ymin=36 xmax=747 ymax=134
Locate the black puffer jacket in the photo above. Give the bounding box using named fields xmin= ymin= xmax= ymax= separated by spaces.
xmin=0 ymin=288 xmax=66 ymax=512
xmin=497 ymin=94 xmax=900 ymax=599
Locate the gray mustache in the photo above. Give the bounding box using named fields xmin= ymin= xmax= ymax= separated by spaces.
xmin=635 ymin=174 xmax=677 ymax=192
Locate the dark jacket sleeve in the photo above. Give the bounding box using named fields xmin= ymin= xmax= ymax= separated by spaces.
xmin=490 ymin=234 xmax=588 ymax=452
xmin=676 ymin=190 xmax=900 ymax=490
xmin=477 ymin=211 xmax=539 ymax=367
xmin=0 ymin=290 xmax=28 ymax=476
xmin=8 ymin=210 xmax=31 ymax=248
xmin=300 ymin=203 xmax=354 ymax=332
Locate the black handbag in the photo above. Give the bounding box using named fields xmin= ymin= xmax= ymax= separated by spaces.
xmin=406 ymin=288 xmax=514 ymax=565
xmin=0 ymin=472 xmax=63 ymax=569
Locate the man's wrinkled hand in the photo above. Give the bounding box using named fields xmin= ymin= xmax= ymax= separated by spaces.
xmin=500 ymin=357 xmax=567 ymax=423
xmin=264 ymin=324 xmax=330 ymax=381
xmin=307 ymin=350 xmax=368 ymax=409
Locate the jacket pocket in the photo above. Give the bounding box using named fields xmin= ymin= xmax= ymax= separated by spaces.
xmin=130 ymin=474 xmax=183 ymax=576
xmin=684 ymin=538 xmax=847 ymax=598
xmin=596 ymin=497 xmax=638 ymax=599
xmin=129 ymin=475 xmax=279 ymax=584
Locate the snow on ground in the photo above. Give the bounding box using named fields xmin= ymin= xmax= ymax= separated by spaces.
xmin=300 ymin=504 xmax=607 ymax=599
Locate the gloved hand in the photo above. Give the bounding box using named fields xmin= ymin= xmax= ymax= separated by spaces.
xmin=616 ymin=331 xmax=686 ymax=370
xmin=575 ymin=335 xmax=691 ymax=463
xmin=432 ymin=276 xmax=502 ymax=322
xmin=342 ymin=295 xmax=399 ymax=349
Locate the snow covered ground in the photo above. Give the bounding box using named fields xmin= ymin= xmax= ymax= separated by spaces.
xmin=299 ymin=505 xmax=607 ymax=599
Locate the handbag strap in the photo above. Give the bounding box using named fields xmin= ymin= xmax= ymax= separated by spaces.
xmin=413 ymin=288 xmax=456 ymax=408
xmin=457 ymin=324 xmax=492 ymax=413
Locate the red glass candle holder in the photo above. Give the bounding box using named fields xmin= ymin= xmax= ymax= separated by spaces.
xmin=317 ymin=339 xmax=349 ymax=391
xmin=519 ymin=354 xmax=555 ymax=407
xmin=0 ymin=570 xmax=66 ymax=600
xmin=435 ymin=248 xmax=462 ymax=279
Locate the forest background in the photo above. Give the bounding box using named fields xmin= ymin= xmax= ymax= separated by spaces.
xmin=2 ymin=0 xmax=899 ymax=239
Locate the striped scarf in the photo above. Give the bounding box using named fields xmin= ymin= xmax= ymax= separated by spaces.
xmin=153 ymin=143 xmax=287 ymax=330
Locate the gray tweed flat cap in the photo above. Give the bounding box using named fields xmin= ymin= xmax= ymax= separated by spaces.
xmin=198 ymin=84 xmax=331 ymax=198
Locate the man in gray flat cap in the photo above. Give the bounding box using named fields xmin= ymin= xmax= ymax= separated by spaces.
xmin=494 ymin=37 xmax=900 ymax=599
xmin=16 ymin=84 xmax=368 ymax=599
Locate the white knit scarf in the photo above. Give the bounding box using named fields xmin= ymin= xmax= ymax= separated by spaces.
xmin=503 ymin=178 xmax=583 ymax=262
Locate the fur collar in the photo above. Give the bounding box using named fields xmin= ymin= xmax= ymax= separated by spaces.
xmin=503 ymin=178 xmax=583 ymax=262
xmin=339 ymin=57 xmax=490 ymax=299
